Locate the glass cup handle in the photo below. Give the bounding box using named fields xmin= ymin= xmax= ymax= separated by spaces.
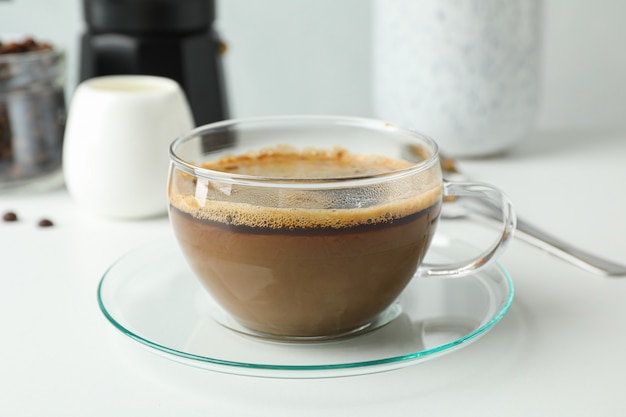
xmin=417 ymin=182 xmax=517 ymax=278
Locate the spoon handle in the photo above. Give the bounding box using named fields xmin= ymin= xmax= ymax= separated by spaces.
xmin=513 ymin=216 xmax=626 ymax=277
xmin=439 ymin=155 xmax=626 ymax=277
xmin=464 ymin=196 xmax=626 ymax=277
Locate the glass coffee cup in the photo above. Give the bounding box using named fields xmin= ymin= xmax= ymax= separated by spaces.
xmin=167 ymin=115 xmax=516 ymax=342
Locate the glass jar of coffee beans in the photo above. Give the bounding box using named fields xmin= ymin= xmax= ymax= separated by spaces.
xmin=0 ymin=37 xmax=66 ymax=189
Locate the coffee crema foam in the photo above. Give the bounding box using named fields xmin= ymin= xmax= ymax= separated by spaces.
xmin=201 ymin=145 xmax=410 ymax=178
xmin=169 ymin=146 xmax=442 ymax=230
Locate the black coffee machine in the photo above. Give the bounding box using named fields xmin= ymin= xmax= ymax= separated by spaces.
xmin=79 ymin=0 xmax=227 ymax=126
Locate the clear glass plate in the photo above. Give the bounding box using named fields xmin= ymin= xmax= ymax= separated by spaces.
xmin=97 ymin=236 xmax=514 ymax=378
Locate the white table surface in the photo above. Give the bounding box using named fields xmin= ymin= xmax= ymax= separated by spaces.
xmin=1 ymin=128 xmax=625 ymax=416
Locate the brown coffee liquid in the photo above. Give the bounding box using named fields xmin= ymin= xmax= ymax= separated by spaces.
xmin=169 ymin=147 xmax=442 ymax=338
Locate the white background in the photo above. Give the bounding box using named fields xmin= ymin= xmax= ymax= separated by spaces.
xmin=1 ymin=0 xmax=626 ymax=133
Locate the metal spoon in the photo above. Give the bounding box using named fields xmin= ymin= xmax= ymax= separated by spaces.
xmin=439 ymin=155 xmax=626 ymax=277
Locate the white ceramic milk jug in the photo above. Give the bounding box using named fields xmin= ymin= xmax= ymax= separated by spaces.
xmin=63 ymin=75 xmax=195 ymax=219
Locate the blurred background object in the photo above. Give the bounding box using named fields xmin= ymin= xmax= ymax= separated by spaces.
xmin=0 ymin=36 xmax=66 ymax=189
xmin=0 ymin=0 xmax=625 ymax=135
xmin=372 ymin=0 xmax=543 ymax=157
xmin=63 ymin=75 xmax=194 ymax=219
xmin=79 ymin=0 xmax=227 ymax=126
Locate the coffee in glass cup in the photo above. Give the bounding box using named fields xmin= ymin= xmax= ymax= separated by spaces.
xmin=167 ymin=116 xmax=515 ymax=341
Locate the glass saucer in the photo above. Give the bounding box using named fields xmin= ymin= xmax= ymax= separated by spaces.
xmin=97 ymin=235 xmax=513 ymax=378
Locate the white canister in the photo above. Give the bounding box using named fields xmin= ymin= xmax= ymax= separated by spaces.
xmin=372 ymin=0 xmax=543 ymax=157
xmin=63 ymin=75 xmax=195 ymax=219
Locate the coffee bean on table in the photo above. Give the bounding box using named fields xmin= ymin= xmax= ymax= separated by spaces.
xmin=37 ymin=218 xmax=54 ymax=227
xmin=2 ymin=211 xmax=18 ymax=222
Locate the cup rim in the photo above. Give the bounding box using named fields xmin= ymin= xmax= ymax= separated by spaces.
xmin=169 ymin=115 xmax=440 ymax=188
xmin=77 ymin=74 xmax=182 ymax=95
